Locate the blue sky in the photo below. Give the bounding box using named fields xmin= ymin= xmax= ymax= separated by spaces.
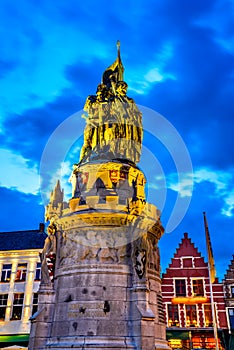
xmin=0 ymin=0 xmax=233 ymax=279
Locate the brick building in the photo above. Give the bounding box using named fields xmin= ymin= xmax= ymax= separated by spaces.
xmin=224 ymin=255 xmax=234 ymax=350
xmin=161 ymin=232 xmax=228 ymax=349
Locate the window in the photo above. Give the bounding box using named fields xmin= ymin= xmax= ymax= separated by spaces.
xmin=1 ymin=264 xmax=12 ymax=282
xmin=192 ymin=279 xmax=204 ymax=296
xmin=157 ymin=294 xmax=165 ymax=323
xmin=32 ymin=293 xmax=38 ymax=316
xmin=15 ymin=263 xmax=27 ymax=282
xmin=231 ymin=286 xmax=234 ymax=298
xmin=175 ymin=279 xmax=186 ymax=296
xmin=35 ymin=263 xmax=41 ymax=281
xmin=186 ymin=305 xmax=197 ymax=327
xmin=229 ymin=308 xmax=234 ymax=330
xmin=204 ymin=304 xmax=213 ymax=327
xmin=11 ymin=293 xmax=24 ymax=320
xmin=0 ymin=294 xmax=8 ymax=321
xmin=167 ymin=304 xmax=179 ymax=327
xmin=183 ymin=258 xmax=193 ymax=268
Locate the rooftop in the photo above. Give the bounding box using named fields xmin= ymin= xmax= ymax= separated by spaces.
xmin=0 ymin=223 xmax=47 ymax=251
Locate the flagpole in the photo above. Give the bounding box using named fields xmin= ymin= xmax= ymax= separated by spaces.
xmin=209 ymin=271 xmax=219 ymax=350
xmin=203 ymin=212 xmax=219 ymax=350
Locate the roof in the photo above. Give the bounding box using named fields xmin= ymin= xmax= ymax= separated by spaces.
xmin=224 ymin=255 xmax=234 ymax=281
xmin=162 ymin=232 xmax=209 ymax=279
xmin=0 ymin=225 xmax=47 ymax=251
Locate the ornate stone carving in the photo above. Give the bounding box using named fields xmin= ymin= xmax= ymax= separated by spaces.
xmin=132 ymin=230 xmax=161 ymax=279
xmin=68 ymin=161 xmax=147 ymax=221
xmin=134 ymin=248 xmax=147 ymax=279
xmin=45 ymin=180 xmax=68 ymax=221
xmin=147 ymin=237 xmax=160 ymax=271
xmin=59 ymin=227 xmax=132 ymax=267
xmin=40 ymin=222 xmax=57 ymax=284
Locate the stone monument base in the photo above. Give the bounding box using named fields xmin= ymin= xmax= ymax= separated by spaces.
xmin=45 ymin=336 xmax=136 ymax=349
xmin=44 ymin=335 xmax=170 ymax=350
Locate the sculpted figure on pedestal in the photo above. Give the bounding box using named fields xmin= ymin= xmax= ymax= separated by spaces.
xmin=78 ymin=41 xmax=143 ymax=165
xmin=147 ymin=237 xmax=160 ymax=271
xmin=40 ymin=222 xmax=57 ymax=284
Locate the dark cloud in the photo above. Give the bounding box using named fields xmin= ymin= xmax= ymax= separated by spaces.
xmin=65 ymin=59 xmax=105 ymax=97
xmin=132 ymin=13 xmax=234 ymax=170
xmin=0 ymin=2 xmax=43 ymax=56
xmin=0 ymin=187 xmax=44 ymax=231
xmin=2 ymin=88 xmax=83 ymax=163
xmin=0 ymin=59 xmax=18 ymax=78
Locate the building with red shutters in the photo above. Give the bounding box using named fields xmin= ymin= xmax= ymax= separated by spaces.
xmin=161 ymin=232 xmax=228 ymax=350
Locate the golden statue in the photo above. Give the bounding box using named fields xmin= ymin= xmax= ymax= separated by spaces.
xmin=79 ymin=41 xmax=143 ymax=165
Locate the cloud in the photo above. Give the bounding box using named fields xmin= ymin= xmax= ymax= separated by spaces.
xmin=0 ymin=186 xmax=44 ymax=231
xmin=126 ymin=43 xmax=176 ymax=95
xmin=166 ymin=172 xmax=194 ymax=198
xmin=0 ymin=2 xmax=113 ymax=122
xmin=193 ymin=167 xmax=234 ymax=217
xmin=1 ymin=88 xmax=84 ymax=165
xmin=221 ymin=191 xmax=234 ymax=217
xmin=154 ymin=167 xmax=234 ymax=218
xmin=194 ymin=0 xmax=234 ymax=54
xmin=193 ymin=168 xmax=231 ymax=190
xmin=0 ymin=148 xmax=39 ymax=195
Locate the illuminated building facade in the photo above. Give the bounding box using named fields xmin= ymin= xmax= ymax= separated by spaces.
xmin=224 ymin=255 xmax=234 ymax=350
xmin=161 ymin=232 xmax=228 ymax=349
xmin=0 ymin=224 xmax=46 ymax=349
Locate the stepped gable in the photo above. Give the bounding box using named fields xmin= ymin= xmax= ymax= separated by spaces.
xmin=224 ymin=255 xmax=234 ymax=299
xmin=224 ymin=255 xmax=234 ymax=280
xmin=162 ymin=232 xmax=208 ymax=278
xmin=173 ymin=232 xmax=202 ymax=258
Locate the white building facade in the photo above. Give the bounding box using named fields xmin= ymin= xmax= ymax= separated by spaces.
xmin=0 ymin=224 xmax=46 ymax=349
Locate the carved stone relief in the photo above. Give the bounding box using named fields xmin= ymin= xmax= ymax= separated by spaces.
xmin=59 ymin=228 xmax=132 ymax=267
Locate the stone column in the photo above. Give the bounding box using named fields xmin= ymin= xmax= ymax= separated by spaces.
xmin=28 ymin=284 xmax=55 ymax=350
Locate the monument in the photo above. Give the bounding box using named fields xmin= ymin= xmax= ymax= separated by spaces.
xmin=29 ymin=42 xmax=170 ymax=350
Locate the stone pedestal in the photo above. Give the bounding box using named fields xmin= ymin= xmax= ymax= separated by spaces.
xmin=28 ymin=285 xmax=55 ymax=350
xmin=29 ymin=200 xmax=170 ymax=350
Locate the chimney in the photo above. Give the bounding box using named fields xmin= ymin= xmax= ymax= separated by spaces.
xmin=39 ymin=223 xmax=45 ymax=232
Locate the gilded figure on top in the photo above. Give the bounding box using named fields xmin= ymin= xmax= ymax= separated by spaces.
xmin=79 ymin=41 xmax=143 ymax=164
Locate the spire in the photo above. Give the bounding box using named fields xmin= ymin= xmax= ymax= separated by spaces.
xmin=117 ymin=40 xmax=121 ymax=58
xmin=45 ymin=180 xmax=65 ymax=222
xmin=49 ymin=180 xmax=64 ymax=207
xmin=102 ymin=40 xmax=124 ymax=88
